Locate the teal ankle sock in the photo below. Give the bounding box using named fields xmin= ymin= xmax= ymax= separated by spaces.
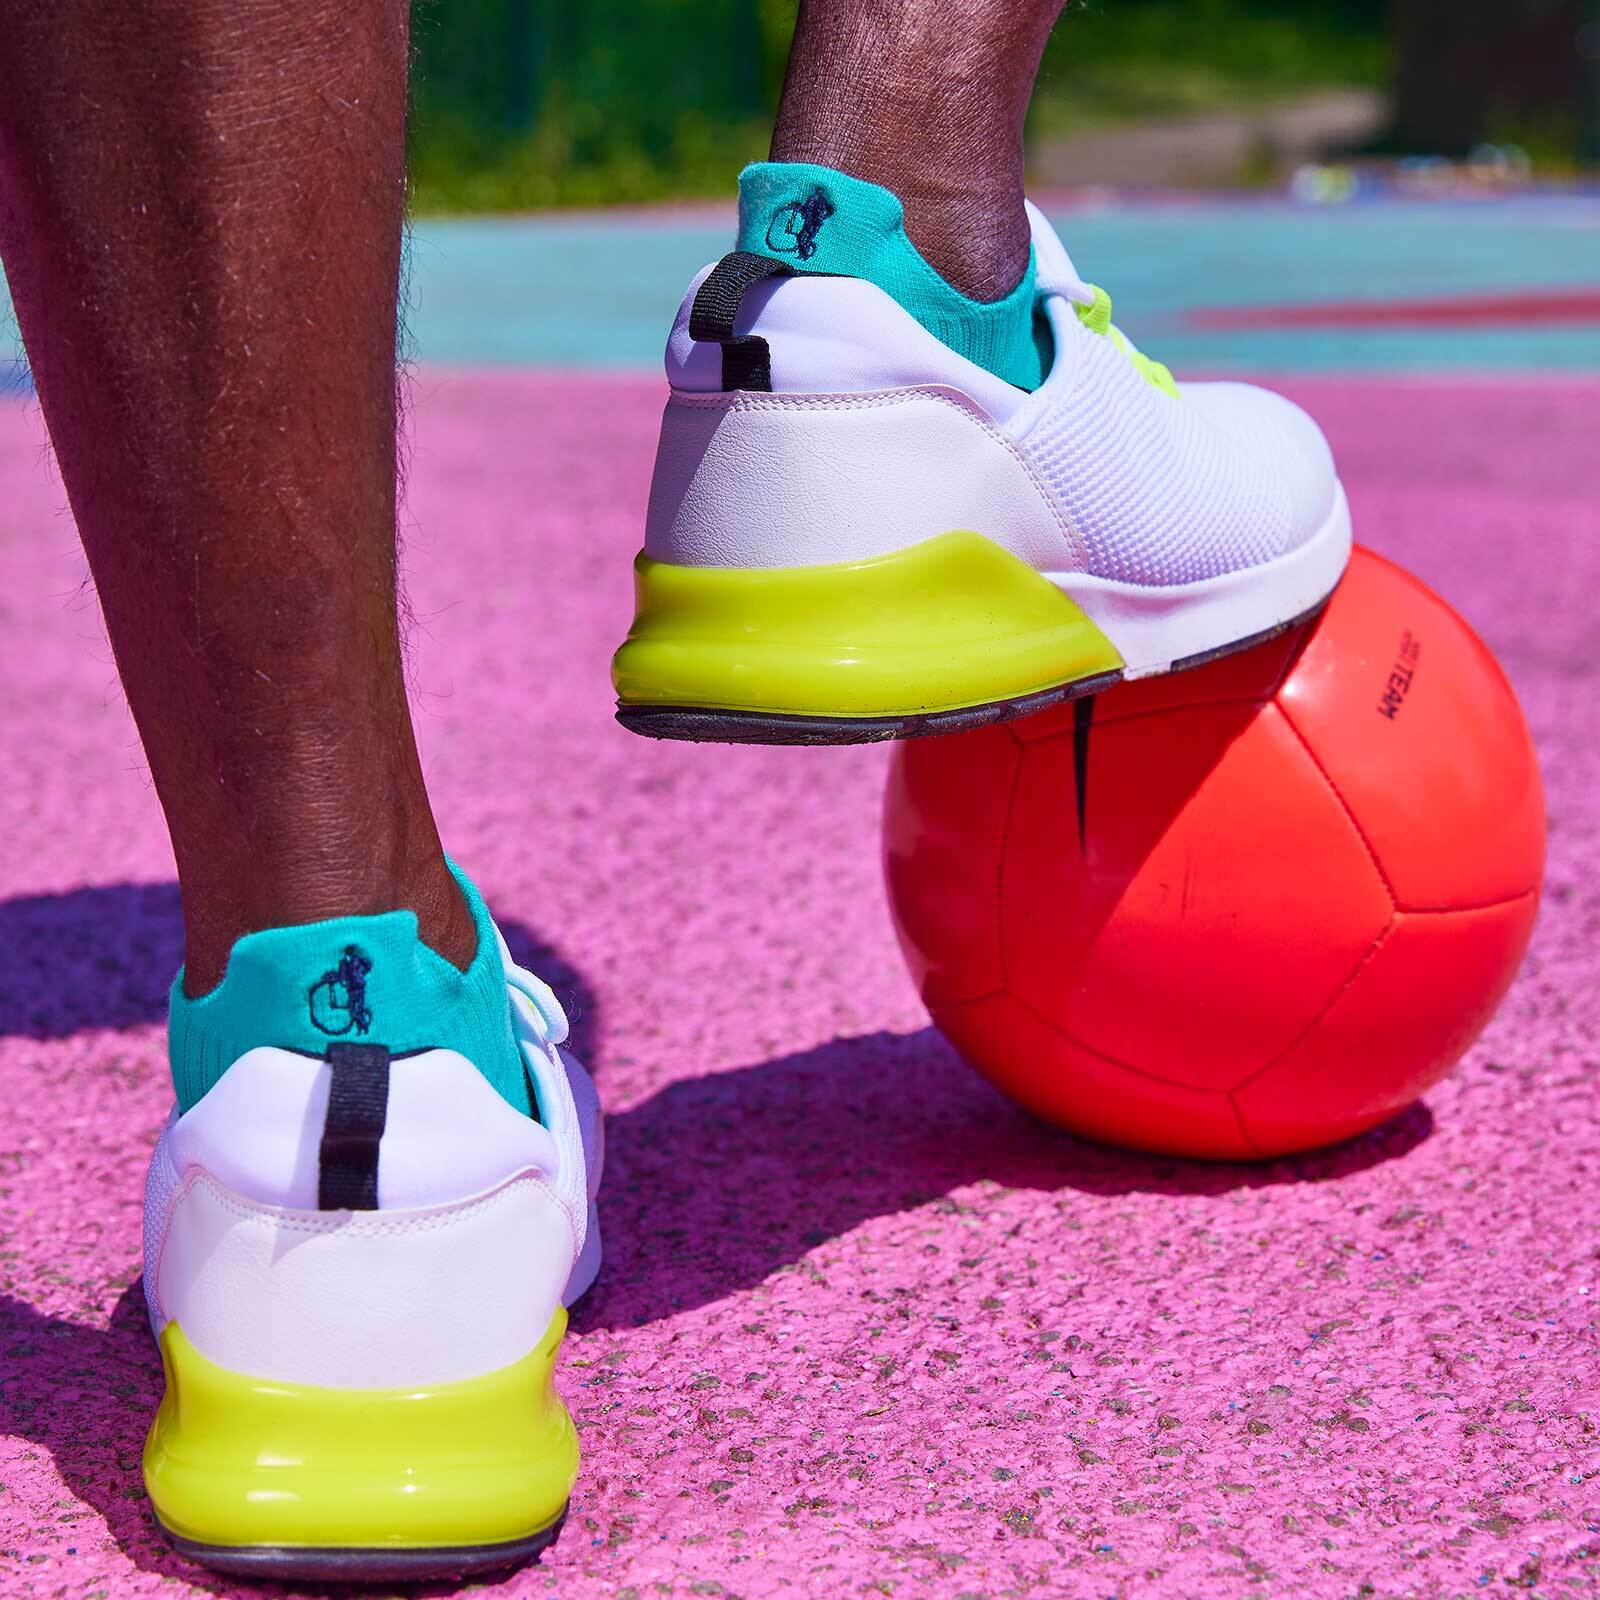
xmin=736 ymin=161 xmax=1045 ymax=391
xmin=167 ymin=861 xmax=528 ymax=1116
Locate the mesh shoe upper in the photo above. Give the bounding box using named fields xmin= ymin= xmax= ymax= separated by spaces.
xmin=1011 ymin=298 xmax=1341 ymax=585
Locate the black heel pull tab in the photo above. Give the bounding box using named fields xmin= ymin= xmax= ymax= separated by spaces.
xmin=318 ymin=1041 xmax=391 ymax=1210
xmin=689 ymin=250 xmax=794 ymax=393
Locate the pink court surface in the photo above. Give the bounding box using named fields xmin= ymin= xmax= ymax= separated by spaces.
xmin=0 ymin=368 xmax=1597 ymax=1599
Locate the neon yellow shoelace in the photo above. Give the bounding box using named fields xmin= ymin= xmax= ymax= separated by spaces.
xmin=1073 ymin=284 xmax=1178 ymax=398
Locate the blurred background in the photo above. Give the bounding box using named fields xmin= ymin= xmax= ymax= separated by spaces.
xmin=407 ymin=0 xmax=1600 ymax=209
xmin=3 ymin=0 xmax=1598 ymax=389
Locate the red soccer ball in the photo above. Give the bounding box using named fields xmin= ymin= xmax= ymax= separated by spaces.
xmin=884 ymin=548 xmax=1545 ymax=1159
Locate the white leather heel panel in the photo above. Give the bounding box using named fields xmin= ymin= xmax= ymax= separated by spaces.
xmin=167 ymin=1045 xmax=563 ymax=1214
xmin=643 ymin=389 xmax=1082 ymax=572
xmin=155 ymin=1171 xmax=575 ymax=1388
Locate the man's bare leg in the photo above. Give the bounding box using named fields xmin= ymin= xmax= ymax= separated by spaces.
xmin=772 ymin=0 xmax=1068 ymax=300
xmin=0 ymin=0 xmax=469 ymax=994
xmin=0 ymin=22 xmax=595 ymax=1579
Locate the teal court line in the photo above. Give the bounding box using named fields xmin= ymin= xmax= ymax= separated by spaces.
xmin=5 ymin=196 xmax=1599 ymax=385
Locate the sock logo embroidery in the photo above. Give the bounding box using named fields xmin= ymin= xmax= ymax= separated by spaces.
xmin=766 ymin=187 xmax=835 ymax=261
xmin=309 ymin=945 xmax=374 ymax=1037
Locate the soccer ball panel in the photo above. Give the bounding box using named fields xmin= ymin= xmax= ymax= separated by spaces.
xmin=1002 ymin=702 xmax=1391 ymax=1087
xmin=1276 ymin=549 xmax=1544 ymax=910
xmin=1233 ymin=894 xmax=1539 ymax=1154
xmin=935 ymin=991 xmax=1253 ymax=1160
xmin=884 ymin=723 xmax=1019 ymax=1007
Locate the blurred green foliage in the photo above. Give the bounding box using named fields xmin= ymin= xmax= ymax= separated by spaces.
xmin=409 ymin=0 xmax=792 ymax=208
xmin=404 ymin=0 xmax=1397 ymax=211
xmin=1033 ymin=0 xmax=1386 ymax=133
xmin=408 ymin=0 xmax=1397 ymax=209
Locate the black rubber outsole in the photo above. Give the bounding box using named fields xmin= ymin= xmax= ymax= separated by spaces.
xmin=615 ymin=601 xmax=1326 ymax=747
xmin=161 ymin=1505 xmax=566 ymax=1584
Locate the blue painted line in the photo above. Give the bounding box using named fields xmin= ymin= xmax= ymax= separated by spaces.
xmin=1139 ymin=323 xmax=1600 ymax=372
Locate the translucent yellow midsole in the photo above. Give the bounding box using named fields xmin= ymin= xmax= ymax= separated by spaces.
xmin=143 ymin=1309 xmax=577 ymax=1551
xmin=611 ymin=530 xmax=1123 ymax=718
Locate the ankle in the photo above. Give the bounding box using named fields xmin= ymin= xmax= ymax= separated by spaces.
xmin=177 ymin=833 xmax=475 ymax=996
xmin=770 ymin=0 xmax=1062 ymax=301
xmin=405 ymin=854 xmax=480 ymax=973
xmin=766 ymin=139 xmax=1029 ymax=304
xmin=883 ymin=179 xmax=1032 ymax=303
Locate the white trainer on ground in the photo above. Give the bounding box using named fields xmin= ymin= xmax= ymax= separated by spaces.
xmin=612 ymin=200 xmax=1351 ymax=745
xmin=141 ymin=935 xmax=602 ymax=1584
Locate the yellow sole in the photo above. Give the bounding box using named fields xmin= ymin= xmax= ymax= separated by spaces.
xmin=143 ymin=1308 xmax=577 ymax=1562
xmin=611 ymin=530 xmax=1124 ymax=726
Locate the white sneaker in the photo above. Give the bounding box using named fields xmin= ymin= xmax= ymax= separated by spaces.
xmin=612 ymin=202 xmax=1350 ymax=744
xmin=140 ymin=936 xmax=602 ymax=1582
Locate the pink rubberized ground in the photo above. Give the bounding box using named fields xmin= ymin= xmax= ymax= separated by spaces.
xmin=0 ymin=373 xmax=1597 ymax=1599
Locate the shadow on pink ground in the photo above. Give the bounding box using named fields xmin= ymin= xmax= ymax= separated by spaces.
xmin=0 ymin=372 xmax=1595 ymax=1598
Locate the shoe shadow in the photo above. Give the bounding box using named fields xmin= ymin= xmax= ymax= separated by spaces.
xmin=575 ymin=1025 xmax=1434 ymax=1332
xmin=0 ymin=1280 xmax=215 ymax=1589
xmin=0 ymin=883 xmax=185 ymax=1038
xmin=0 ymin=881 xmax=599 ymax=1064
xmin=0 ymin=1280 xmax=506 ymax=1596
